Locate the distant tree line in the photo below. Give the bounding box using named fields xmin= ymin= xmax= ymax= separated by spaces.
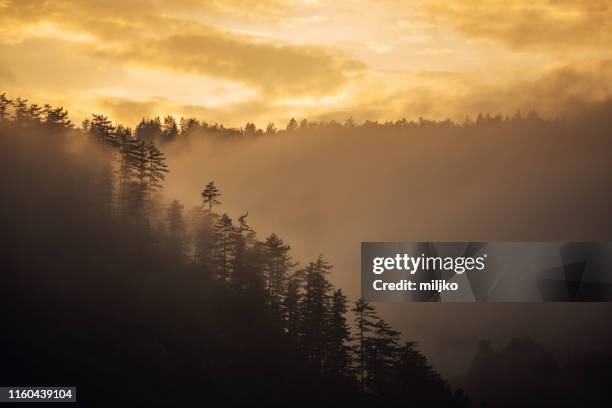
xmin=128 ymin=110 xmax=549 ymax=142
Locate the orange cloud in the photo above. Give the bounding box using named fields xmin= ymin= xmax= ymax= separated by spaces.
xmin=424 ymin=0 xmax=612 ymax=52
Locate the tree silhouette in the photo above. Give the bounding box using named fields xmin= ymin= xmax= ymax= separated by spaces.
xmin=0 ymin=93 xmax=480 ymax=407
xmin=352 ymin=297 xmax=378 ymax=390
xmin=299 ymin=256 xmax=332 ymax=367
xmin=213 ymin=213 xmax=235 ymax=283
xmin=162 ymin=115 xmax=179 ymax=143
xmin=13 ymin=97 xmax=29 ymax=126
xmin=201 ymin=181 xmax=221 ymax=211
xmin=164 ymin=199 xmax=188 ymax=264
xmin=0 ymin=93 xmax=11 ymax=122
xmin=263 ymin=233 xmax=296 ymax=317
xmin=326 ymin=288 xmax=352 ymax=377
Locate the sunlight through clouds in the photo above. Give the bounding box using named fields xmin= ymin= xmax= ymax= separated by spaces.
xmin=1 ymin=0 xmax=612 ymax=127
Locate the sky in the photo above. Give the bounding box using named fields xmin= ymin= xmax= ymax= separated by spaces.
xmin=1 ymin=0 xmax=612 ymax=127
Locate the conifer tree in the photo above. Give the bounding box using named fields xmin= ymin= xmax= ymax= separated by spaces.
xmin=201 ymin=181 xmax=221 ymax=211
xmin=231 ymin=213 xmax=263 ymax=291
xmin=27 ymin=104 xmax=43 ymax=125
xmin=286 ymin=118 xmax=298 ymax=131
xmin=43 ymin=104 xmax=72 ymax=129
xmin=179 ymin=117 xmax=200 ymax=137
xmin=263 ymin=234 xmax=295 ymax=316
xmin=145 ymin=141 xmax=169 ymax=202
xmin=192 ymin=207 xmax=218 ymax=272
xmin=367 ymin=319 xmax=401 ymax=394
xmin=352 ymin=297 xmax=378 ymax=390
xmin=162 ymin=115 xmax=179 ymax=143
xmin=325 ymin=289 xmax=352 ymax=376
xmin=299 ymin=256 xmax=332 ymax=366
xmin=87 ymin=114 xmax=117 ymax=146
xmin=213 ymin=213 xmax=235 ymax=283
xmin=0 ymin=93 xmax=11 ymax=122
xmin=122 ymin=139 xmax=149 ymax=225
xmin=193 ymin=183 xmax=222 ymax=273
xmin=135 ymin=117 xmax=162 ymax=142
xmin=164 ymin=199 xmax=188 ymax=264
xmin=284 ymin=276 xmax=302 ymax=337
xmin=13 ymin=98 xmax=29 ymax=126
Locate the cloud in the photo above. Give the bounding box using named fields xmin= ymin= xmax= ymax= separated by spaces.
xmin=1 ymin=0 xmax=364 ymax=97
xmin=96 ymin=97 xmax=162 ymax=125
xmin=424 ymin=0 xmax=612 ymax=52
xmin=309 ymin=59 xmax=612 ymax=123
xmin=94 ymin=30 xmax=363 ymax=97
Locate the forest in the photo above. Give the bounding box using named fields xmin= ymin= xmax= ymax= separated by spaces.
xmin=0 ymin=93 xmax=471 ymax=406
xmin=2 ymin=93 xmax=612 ymax=407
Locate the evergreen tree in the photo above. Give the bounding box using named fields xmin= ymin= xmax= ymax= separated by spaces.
xmin=164 ymin=199 xmax=188 ymax=264
xmin=213 ymin=213 xmax=235 ymax=283
xmin=201 ymin=181 xmax=221 ymax=211
xmin=286 ymin=118 xmax=298 ymax=131
xmin=178 ymin=117 xmax=200 ymax=137
xmin=27 ymin=104 xmax=43 ymax=125
xmin=13 ymin=97 xmax=29 ymax=126
xmin=325 ymin=289 xmax=352 ymax=376
xmin=43 ymin=104 xmax=72 ymax=129
xmin=192 ymin=206 xmax=218 ymax=273
xmin=123 ymin=139 xmax=149 ymax=225
xmin=299 ymin=256 xmax=332 ymax=367
xmin=352 ymin=297 xmax=378 ymax=390
xmin=367 ymin=318 xmax=401 ymax=394
xmin=135 ymin=117 xmax=162 ymax=142
xmin=162 ymin=115 xmax=179 ymax=143
xmin=263 ymin=233 xmax=295 ymax=316
xmin=0 ymin=93 xmax=11 ymax=122
xmin=231 ymin=213 xmax=263 ymax=291
xmin=265 ymin=122 xmax=277 ymax=135
xmin=284 ymin=275 xmax=302 ymax=337
xmin=87 ymin=114 xmax=117 ymax=146
xmin=145 ymin=141 xmax=169 ymax=202
xmin=244 ymin=122 xmax=257 ymax=136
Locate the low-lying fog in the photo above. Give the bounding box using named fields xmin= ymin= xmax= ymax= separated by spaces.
xmin=161 ymin=107 xmax=612 ymax=378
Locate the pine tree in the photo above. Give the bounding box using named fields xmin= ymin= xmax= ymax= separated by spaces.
xmin=367 ymin=319 xmax=400 ymax=394
xmin=13 ymin=98 xmax=29 ymax=126
xmin=201 ymin=181 xmax=221 ymax=211
xmin=161 ymin=115 xmax=179 ymax=143
xmin=325 ymin=289 xmax=352 ymax=376
xmin=192 ymin=206 xmax=218 ymax=273
xmin=135 ymin=117 xmax=162 ymax=142
xmin=145 ymin=141 xmax=169 ymax=202
xmin=284 ymin=276 xmax=302 ymax=337
xmin=122 ymin=139 xmax=149 ymax=225
xmin=87 ymin=114 xmax=117 ymax=146
xmin=27 ymin=104 xmax=43 ymax=125
xmin=265 ymin=122 xmax=277 ymax=135
xmin=263 ymin=234 xmax=295 ymax=316
xmin=391 ymin=341 xmax=456 ymax=406
xmin=299 ymin=256 xmax=332 ymax=367
xmin=0 ymin=93 xmax=11 ymax=122
xmin=43 ymin=104 xmax=72 ymax=129
xmin=352 ymin=297 xmax=378 ymax=390
xmin=213 ymin=213 xmax=235 ymax=283
xmin=231 ymin=213 xmax=263 ymax=291
xmin=179 ymin=117 xmax=200 ymax=137
xmin=286 ymin=118 xmax=298 ymax=131
xmin=164 ymin=199 xmax=188 ymax=264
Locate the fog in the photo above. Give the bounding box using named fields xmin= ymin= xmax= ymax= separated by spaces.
xmin=161 ymin=106 xmax=612 ymax=378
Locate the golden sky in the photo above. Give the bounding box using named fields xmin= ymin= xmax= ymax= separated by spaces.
xmin=1 ymin=0 xmax=611 ymax=127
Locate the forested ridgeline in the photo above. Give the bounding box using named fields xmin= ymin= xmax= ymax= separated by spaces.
xmin=0 ymin=94 xmax=470 ymax=407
